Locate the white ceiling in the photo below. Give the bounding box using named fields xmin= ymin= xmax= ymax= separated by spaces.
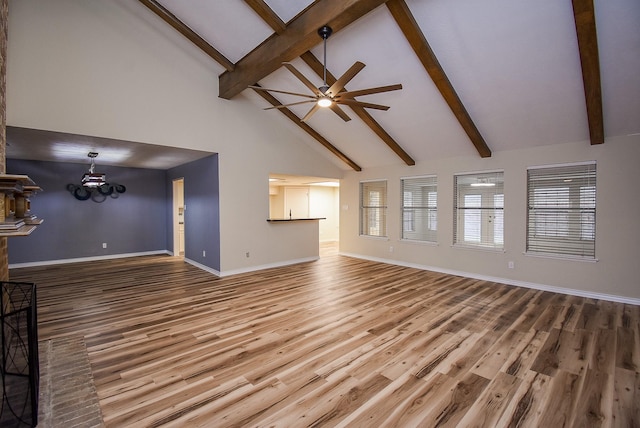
xmin=7 ymin=0 xmax=640 ymax=171
xmin=146 ymin=0 xmax=640 ymax=169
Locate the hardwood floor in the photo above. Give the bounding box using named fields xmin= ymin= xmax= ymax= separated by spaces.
xmin=9 ymin=254 xmax=640 ymax=427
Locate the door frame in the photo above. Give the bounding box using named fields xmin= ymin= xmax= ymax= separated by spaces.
xmin=172 ymin=178 xmax=185 ymax=256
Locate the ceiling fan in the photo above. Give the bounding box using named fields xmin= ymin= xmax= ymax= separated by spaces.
xmin=250 ymin=25 xmax=402 ymax=122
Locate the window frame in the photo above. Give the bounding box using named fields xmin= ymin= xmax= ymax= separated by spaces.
xmin=453 ymin=170 xmax=505 ymax=250
xmin=359 ymin=180 xmax=388 ymax=238
xmin=526 ymin=162 xmax=597 ymax=260
xmin=400 ymin=175 xmax=438 ymax=243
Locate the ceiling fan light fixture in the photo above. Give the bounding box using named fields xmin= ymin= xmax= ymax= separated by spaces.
xmin=252 ymin=24 xmax=402 ymax=122
xmin=317 ymin=96 xmax=333 ymax=108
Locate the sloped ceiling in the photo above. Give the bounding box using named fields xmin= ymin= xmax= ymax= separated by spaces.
xmin=142 ymin=0 xmax=640 ymax=170
xmin=8 ymin=0 xmax=640 ymax=171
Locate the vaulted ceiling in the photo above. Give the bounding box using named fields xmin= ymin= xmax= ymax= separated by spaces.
xmin=8 ymin=0 xmax=640 ymax=171
xmin=135 ymin=0 xmax=639 ymax=171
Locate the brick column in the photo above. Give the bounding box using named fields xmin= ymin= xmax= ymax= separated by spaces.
xmin=0 ymin=0 xmax=8 ymax=280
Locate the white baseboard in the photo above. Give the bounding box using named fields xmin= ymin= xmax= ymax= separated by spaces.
xmin=218 ymin=257 xmax=319 ymax=277
xmin=184 ymin=258 xmax=221 ymax=277
xmin=9 ymin=252 xmax=316 ymax=282
xmin=8 ymin=250 xmax=171 ymax=269
xmin=340 ymin=252 xmax=640 ymax=306
xmin=14 ymin=250 xmax=635 ymax=305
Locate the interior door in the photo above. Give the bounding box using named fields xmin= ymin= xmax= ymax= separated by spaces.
xmin=173 ymin=178 xmax=185 ymax=256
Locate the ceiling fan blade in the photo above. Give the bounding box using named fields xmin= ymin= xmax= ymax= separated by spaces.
xmin=249 ymin=86 xmax=317 ymax=99
xmin=334 ymin=84 xmax=403 ymax=99
xmin=326 ymin=61 xmax=365 ymax=96
xmin=329 ymin=104 xmax=351 ymax=122
xmin=336 ymin=99 xmax=390 ymax=111
xmin=264 ymin=100 xmax=317 ymax=110
xmin=283 ymin=63 xmax=323 ymax=96
xmin=301 ymin=104 xmax=321 ymax=122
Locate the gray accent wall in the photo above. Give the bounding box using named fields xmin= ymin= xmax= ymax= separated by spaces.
xmin=166 ymin=155 xmax=220 ymax=271
xmin=7 ymin=158 xmax=167 ymax=264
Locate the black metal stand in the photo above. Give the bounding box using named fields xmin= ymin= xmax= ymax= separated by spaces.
xmin=0 ymin=281 xmax=39 ymax=427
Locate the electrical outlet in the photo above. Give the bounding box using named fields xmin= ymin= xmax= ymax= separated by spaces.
xmin=389 ymin=246 xmax=394 ymax=253
xmin=246 ymin=252 xmax=250 ymax=258
xmin=102 ymin=243 xmax=107 ymax=249
xmin=508 ymin=261 xmax=514 ymax=269
xmin=203 ymin=250 xmax=206 ymax=257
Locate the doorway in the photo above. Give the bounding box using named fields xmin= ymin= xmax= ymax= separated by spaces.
xmin=173 ymin=178 xmax=185 ymax=256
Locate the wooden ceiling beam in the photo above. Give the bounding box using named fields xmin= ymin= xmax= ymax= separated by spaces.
xmin=252 ymin=85 xmax=362 ymax=171
xmin=572 ymin=0 xmax=604 ymax=145
xmin=244 ymin=0 xmax=286 ymax=34
xmin=138 ymin=0 xmax=235 ymax=72
xmin=220 ymin=0 xmax=390 ymax=100
xmin=386 ymin=0 xmax=491 ymax=158
xmin=300 ymin=52 xmax=415 ymax=166
xmin=245 ymin=0 xmax=414 ymax=167
xmin=143 ymin=0 xmax=359 ymax=170
xmin=244 ymin=0 xmax=362 ymax=170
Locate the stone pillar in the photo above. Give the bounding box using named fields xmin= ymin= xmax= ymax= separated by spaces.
xmin=0 ymin=0 xmax=8 ymax=280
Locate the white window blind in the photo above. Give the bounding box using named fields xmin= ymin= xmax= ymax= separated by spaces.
xmin=527 ymin=162 xmax=596 ymax=258
xmin=360 ymin=180 xmax=387 ymax=237
xmin=401 ymin=176 xmax=437 ymax=242
xmin=454 ymin=171 xmax=504 ymax=249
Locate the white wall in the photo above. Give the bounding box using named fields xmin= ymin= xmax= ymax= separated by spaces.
xmin=340 ymin=135 xmax=640 ymax=302
xmin=7 ymin=0 xmax=344 ymax=273
xmin=309 ymin=186 xmax=339 ymax=242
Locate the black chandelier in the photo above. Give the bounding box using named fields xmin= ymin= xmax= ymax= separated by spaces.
xmin=81 ymin=152 xmax=106 ymax=187
xmin=67 ymin=152 xmax=126 ymax=202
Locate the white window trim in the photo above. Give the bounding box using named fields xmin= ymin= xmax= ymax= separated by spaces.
xmin=359 ymin=179 xmax=388 ymax=238
xmin=527 ymin=160 xmax=596 ymax=170
xmin=400 ymin=174 xmax=438 ymax=243
xmin=359 ymin=235 xmax=390 ymax=241
xmin=453 ymin=170 xmax=505 ymax=250
xmin=523 ymin=251 xmax=599 ymax=263
xmin=452 ymin=243 xmax=506 ymax=253
xmin=401 ymin=238 xmax=439 ymax=246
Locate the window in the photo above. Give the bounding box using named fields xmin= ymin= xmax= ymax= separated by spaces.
xmin=360 ymin=180 xmax=387 ymax=237
xmin=527 ymin=162 xmax=596 ymax=258
xmin=454 ymin=171 xmax=504 ymax=249
xmin=401 ymin=176 xmax=437 ymax=242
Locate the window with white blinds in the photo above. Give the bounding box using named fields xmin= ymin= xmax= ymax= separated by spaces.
xmin=527 ymin=162 xmax=596 ymax=258
xmin=401 ymin=176 xmax=437 ymax=242
xmin=454 ymin=171 xmax=504 ymax=249
xmin=360 ymin=180 xmax=387 ymax=237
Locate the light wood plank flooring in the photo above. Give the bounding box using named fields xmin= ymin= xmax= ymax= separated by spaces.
xmin=10 ymin=254 xmax=640 ymax=427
